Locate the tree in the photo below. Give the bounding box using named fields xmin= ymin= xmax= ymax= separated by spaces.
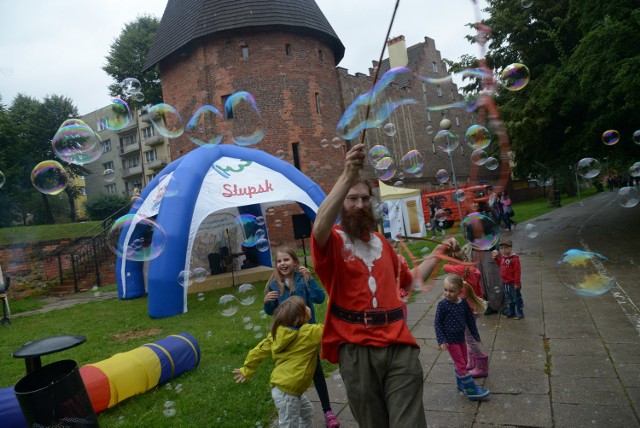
xmin=448 ymin=0 xmax=640 ymax=185
xmin=103 ymin=15 xmax=162 ymax=109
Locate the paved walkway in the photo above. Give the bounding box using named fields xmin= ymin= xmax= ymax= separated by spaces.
xmin=11 ymin=290 xmax=119 ymax=318
xmin=305 ymin=195 xmax=640 ymax=427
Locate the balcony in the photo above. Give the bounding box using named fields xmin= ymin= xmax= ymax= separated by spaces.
xmin=143 ymin=134 xmax=163 ymax=147
xmin=119 ymin=143 xmax=140 ymax=156
xmin=140 ymin=111 xmax=161 ymax=123
xmin=147 ymin=157 xmax=168 ymax=171
xmin=122 ymin=165 xmax=143 ymax=178
xmin=115 ymin=121 xmax=137 ymax=134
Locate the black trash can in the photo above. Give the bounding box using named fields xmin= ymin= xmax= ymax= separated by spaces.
xmin=14 ymin=359 xmax=99 ymax=427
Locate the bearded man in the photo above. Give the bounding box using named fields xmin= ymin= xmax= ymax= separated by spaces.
xmin=311 ymin=143 xmax=458 ymax=428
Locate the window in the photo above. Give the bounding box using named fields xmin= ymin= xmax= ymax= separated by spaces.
xmin=241 ymin=45 xmax=249 ymax=59
xmin=436 ymin=85 xmax=443 ymax=97
xmin=105 ymin=183 xmax=116 ymax=194
xmin=102 ymin=161 xmax=114 ymax=171
xmin=147 ymin=173 xmax=158 ymax=181
xmin=427 ymin=110 xmax=432 ymax=122
xmin=292 ymin=142 xmax=300 ymax=170
xmin=450 ymin=90 xmax=455 ymax=100
xmin=142 ymin=127 xmax=153 ymax=138
xmin=285 ymin=44 xmax=291 ymax=56
xmin=102 ymin=139 xmax=112 ymax=153
xmin=455 ymin=116 xmax=460 ymax=127
xmin=97 ymin=118 xmax=109 ymax=131
xmin=121 ymin=134 xmax=136 ymax=146
xmin=432 ymin=61 xmax=439 ymax=73
xmin=315 ymin=92 xmax=321 ymax=114
xmin=145 ymin=150 xmax=157 ymax=163
xmin=318 ymin=49 xmax=323 ymax=62
xmin=222 ymin=94 xmax=233 ymax=119
xmin=124 ymin=157 xmax=139 ymax=168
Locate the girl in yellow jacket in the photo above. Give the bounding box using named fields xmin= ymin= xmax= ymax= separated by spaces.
xmin=233 ymin=295 xmax=323 ymax=428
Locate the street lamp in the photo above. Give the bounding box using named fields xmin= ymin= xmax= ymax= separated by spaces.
xmin=439 ymin=118 xmax=464 ymax=221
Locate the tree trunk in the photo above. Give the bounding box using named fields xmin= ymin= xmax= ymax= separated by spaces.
xmin=40 ymin=193 xmax=55 ymax=224
xmin=65 ymin=188 xmax=77 ymax=222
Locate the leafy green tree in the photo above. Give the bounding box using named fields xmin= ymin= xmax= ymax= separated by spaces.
xmin=448 ymin=0 xmax=640 ymax=186
xmin=103 ymin=15 xmax=162 ymax=109
xmin=85 ymin=194 xmax=131 ymax=221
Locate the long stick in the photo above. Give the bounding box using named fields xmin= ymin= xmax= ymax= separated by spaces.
xmin=398 ymin=235 xmax=444 ymax=245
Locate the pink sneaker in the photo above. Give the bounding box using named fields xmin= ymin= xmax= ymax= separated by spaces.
xmin=324 ymin=410 xmax=340 ymax=428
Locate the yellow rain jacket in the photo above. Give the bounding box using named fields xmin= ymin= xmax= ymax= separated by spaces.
xmin=239 ymin=323 xmax=323 ymax=396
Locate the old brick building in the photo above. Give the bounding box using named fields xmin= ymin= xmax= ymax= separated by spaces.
xmin=143 ymin=0 xmax=485 ymax=246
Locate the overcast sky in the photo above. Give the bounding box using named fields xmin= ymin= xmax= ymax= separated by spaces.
xmin=0 ymin=0 xmax=488 ymax=115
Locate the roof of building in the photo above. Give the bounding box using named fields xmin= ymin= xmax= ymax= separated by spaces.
xmin=142 ymin=0 xmax=345 ymax=71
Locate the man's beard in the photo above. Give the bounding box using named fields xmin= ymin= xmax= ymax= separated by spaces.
xmin=340 ymin=206 xmax=376 ymax=241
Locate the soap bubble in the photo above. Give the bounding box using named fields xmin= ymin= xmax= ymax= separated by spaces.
xmin=368 ymin=145 xmax=391 ymax=165
xmin=399 ymin=150 xmax=424 ymax=175
xmin=163 ymin=408 xmax=176 ymax=418
xmin=274 ymin=219 xmax=282 ymax=227
xmin=219 ymin=294 xmax=239 ymax=317
xmin=465 ymin=124 xmax=491 ymax=150
xmin=120 ymin=77 xmax=141 ymax=95
xmin=0 ymin=170 xmax=4 ymax=189
xmin=148 ymin=103 xmax=184 ymax=139
xmin=375 ymin=157 xmax=396 ymax=181
xmin=617 ymin=186 xmax=639 ymax=208
xmin=500 ymin=63 xmax=530 ymax=91
xmin=426 ymin=125 xmax=434 ymax=135
xmin=556 ymin=249 xmax=615 ymax=296
xmin=198 ymin=293 xmax=205 ymax=302
xmin=331 ymin=137 xmax=343 ymax=148
xmin=256 ymin=238 xmax=270 ymax=252
xmin=98 ymin=98 xmax=131 ymax=131
xmin=602 ymin=130 xmax=620 ymax=146
xmin=522 ymin=0 xmax=533 ymax=8
xmin=225 ymin=91 xmax=265 ymax=146
xmin=31 ymin=160 xmax=68 ymax=195
xmin=103 ymin=169 xmax=116 ymax=182
xmin=193 ymin=267 xmax=207 ymax=282
xmin=52 ymin=119 xmax=103 ymax=165
xmin=320 ymin=139 xmax=329 ymax=148
xmin=454 ymin=189 xmax=466 ymax=202
xmin=185 ymin=105 xmax=223 ymax=147
xmin=178 ymin=270 xmax=193 ymax=287
xmin=436 ymin=169 xmax=449 ymax=183
xmin=470 ymin=148 xmax=488 ymax=165
xmin=633 ymin=130 xmax=640 ymax=145
xmin=157 ymin=174 xmax=179 ymax=198
xmin=628 ymin=162 xmax=640 ymax=178
xmin=235 ymin=214 xmax=264 ymax=247
xmin=276 ymin=150 xmax=287 ymax=160
xmin=524 ymin=223 xmax=539 ymax=238
xmin=460 ymin=212 xmax=500 ymax=250
xmin=433 ymin=130 xmax=460 ymax=153
xmin=393 ymin=180 xmax=404 ymax=187
xmin=238 ymin=283 xmax=257 ymax=306
xmin=383 ymin=123 xmax=397 ymax=137
xmin=576 ymin=158 xmax=601 ymax=179
xmin=485 ymin=157 xmax=499 ymax=170
xmin=255 ymin=216 xmax=265 ymax=226
xmin=132 ymin=92 xmax=145 ymax=102
xmin=107 ymin=214 xmax=167 ymax=261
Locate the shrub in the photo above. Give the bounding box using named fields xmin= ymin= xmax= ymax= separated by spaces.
xmin=85 ymin=194 xmax=131 ymax=220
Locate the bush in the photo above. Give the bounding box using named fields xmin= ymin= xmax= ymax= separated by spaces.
xmin=85 ymin=194 xmax=131 ymax=220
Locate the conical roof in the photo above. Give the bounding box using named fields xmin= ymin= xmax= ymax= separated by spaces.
xmin=142 ymin=0 xmax=344 ymax=71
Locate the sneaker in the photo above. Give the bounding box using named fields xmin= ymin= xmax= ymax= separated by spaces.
xmin=324 ymin=410 xmax=340 ymax=428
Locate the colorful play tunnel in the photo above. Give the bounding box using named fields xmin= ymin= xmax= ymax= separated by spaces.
xmin=1 ymin=332 xmax=200 ymax=426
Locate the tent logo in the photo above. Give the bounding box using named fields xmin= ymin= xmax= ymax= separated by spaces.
xmin=222 ymin=179 xmax=275 ymax=198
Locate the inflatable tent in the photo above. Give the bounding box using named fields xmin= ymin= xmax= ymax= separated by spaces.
xmin=116 ymin=145 xmax=326 ymax=318
xmin=378 ymin=180 xmax=426 ymax=239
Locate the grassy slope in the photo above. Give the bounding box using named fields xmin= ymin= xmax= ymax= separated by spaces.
xmin=0 ymin=221 xmax=102 ymax=245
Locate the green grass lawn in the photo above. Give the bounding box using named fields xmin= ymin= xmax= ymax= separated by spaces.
xmin=0 ymin=221 xmax=102 ymax=245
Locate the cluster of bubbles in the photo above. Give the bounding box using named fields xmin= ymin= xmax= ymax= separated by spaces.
xmin=319 ymin=137 xmax=344 ymax=149
xmin=120 ymin=77 xmax=145 ymax=103
xmin=242 ymin=314 xmax=266 ymax=339
xmin=218 ymin=283 xmax=257 ymax=317
xmin=235 ymin=214 xmax=270 ymax=252
xmin=163 ymin=399 xmax=176 ymax=418
xmin=556 ymin=249 xmax=615 ymax=296
xmin=177 ymin=267 xmax=208 ymax=287
xmin=575 ymin=153 xmax=639 ymax=209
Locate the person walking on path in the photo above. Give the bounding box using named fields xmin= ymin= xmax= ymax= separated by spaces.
xmin=492 ymin=239 xmax=524 ymax=319
xmin=434 ymin=274 xmax=491 ymax=401
xmin=234 ymin=296 xmax=322 ymax=428
xmin=263 ymin=247 xmax=340 ymax=427
xmin=311 ymin=142 xmax=457 ymax=428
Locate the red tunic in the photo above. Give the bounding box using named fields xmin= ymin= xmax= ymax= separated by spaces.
xmin=311 ymin=226 xmax=419 ymax=363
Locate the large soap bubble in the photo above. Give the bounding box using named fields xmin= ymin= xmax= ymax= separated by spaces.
xmin=107 ymin=214 xmax=167 ymax=261
xmin=617 ymin=186 xmax=639 ymax=208
xmin=556 ymin=249 xmax=615 ymax=296
xmin=500 ymin=63 xmax=530 ymax=91
xmin=576 ymin=158 xmax=601 ymax=179
xmin=460 ymin=212 xmax=500 ymax=250
xmin=52 ymin=119 xmax=103 ymax=165
xmin=31 ymin=160 xmax=68 ymax=195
